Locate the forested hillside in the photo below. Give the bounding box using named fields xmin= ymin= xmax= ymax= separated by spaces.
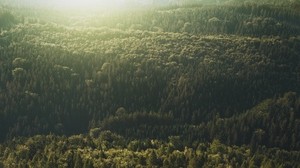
xmin=0 ymin=1 xmax=300 ymax=167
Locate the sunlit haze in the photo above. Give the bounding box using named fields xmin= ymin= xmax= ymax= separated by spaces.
xmin=53 ymin=0 xmax=126 ymax=9
xmin=0 ymin=0 xmax=174 ymax=11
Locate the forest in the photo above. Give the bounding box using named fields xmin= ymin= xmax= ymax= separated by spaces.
xmin=0 ymin=0 xmax=300 ymax=167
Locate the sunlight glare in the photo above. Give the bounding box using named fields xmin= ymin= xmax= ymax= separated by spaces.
xmin=54 ymin=0 xmax=126 ymax=9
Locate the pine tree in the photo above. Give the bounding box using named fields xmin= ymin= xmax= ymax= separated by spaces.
xmin=83 ymin=158 xmax=94 ymax=168
xmin=147 ymin=150 xmax=159 ymax=166
xmin=74 ymin=153 xmax=83 ymax=168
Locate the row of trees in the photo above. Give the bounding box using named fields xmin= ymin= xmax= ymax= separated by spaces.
xmin=93 ymin=92 xmax=300 ymax=151
xmin=0 ymin=132 xmax=299 ymax=167
xmin=71 ymin=3 xmax=300 ymax=37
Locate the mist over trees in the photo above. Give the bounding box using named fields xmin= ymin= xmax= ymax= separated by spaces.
xmin=1 ymin=0 xmax=299 ymax=8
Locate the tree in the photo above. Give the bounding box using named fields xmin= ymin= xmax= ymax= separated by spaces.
xmin=0 ymin=11 xmax=16 ymax=28
xmin=74 ymin=153 xmax=83 ymax=168
xmin=188 ymin=156 xmax=203 ymax=168
xmin=46 ymin=153 xmax=58 ymax=168
xmin=147 ymin=150 xmax=160 ymax=166
xmin=210 ymin=139 xmax=225 ymax=154
xmin=83 ymin=158 xmax=94 ymax=168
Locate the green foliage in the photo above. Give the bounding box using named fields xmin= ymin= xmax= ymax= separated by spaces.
xmin=0 ymin=2 xmax=299 ymax=167
xmin=0 ymin=134 xmax=299 ymax=167
xmin=210 ymin=139 xmax=226 ymax=154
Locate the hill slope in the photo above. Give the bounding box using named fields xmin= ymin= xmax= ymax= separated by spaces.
xmin=0 ymin=3 xmax=299 ymax=167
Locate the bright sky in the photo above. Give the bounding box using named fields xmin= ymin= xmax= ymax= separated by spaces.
xmin=1 ymin=0 xmax=170 ymax=10
xmin=53 ymin=0 xmax=127 ymax=9
xmin=51 ymin=0 xmax=162 ymax=10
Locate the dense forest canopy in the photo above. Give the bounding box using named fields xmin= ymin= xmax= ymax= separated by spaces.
xmin=0 ymin=0 xmax=300 ymax=167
